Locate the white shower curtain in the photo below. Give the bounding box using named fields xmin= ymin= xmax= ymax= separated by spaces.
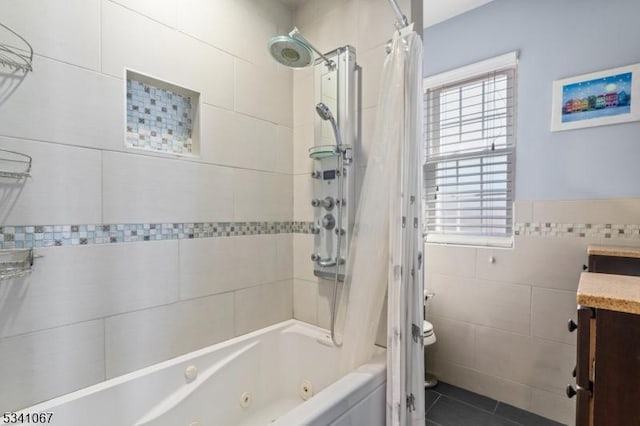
xmin=336 ymin=27 xmax=424 ymax=426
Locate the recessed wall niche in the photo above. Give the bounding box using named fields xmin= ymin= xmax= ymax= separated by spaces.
xmin=125 ymin=70 xmax=200 ymax=156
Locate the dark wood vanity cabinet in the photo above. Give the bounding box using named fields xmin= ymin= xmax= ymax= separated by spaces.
xmin=574 ymin=306 xmax=640 ymax=426
xmin=574 ymin=247 xmax=640 ymax=426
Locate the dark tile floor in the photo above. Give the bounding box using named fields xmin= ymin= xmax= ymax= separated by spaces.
xmin=425 ymin=382 xmax=566 ymax=426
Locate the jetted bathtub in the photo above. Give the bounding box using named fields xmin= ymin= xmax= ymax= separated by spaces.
xmin=19 ymin=320 xmax=386 ymax=426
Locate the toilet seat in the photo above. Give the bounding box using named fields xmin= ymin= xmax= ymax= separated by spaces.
xmin=423 ymin=320 xmax=436 ymax=346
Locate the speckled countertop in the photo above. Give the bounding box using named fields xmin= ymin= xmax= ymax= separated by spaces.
xmin=588 ymin=245 xmax=640 ymax=259
xmin=578 ymin=272 xmax=640 ymax=315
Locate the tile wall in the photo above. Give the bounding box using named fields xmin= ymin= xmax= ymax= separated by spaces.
xmin=0 ymin=0 xmax=293 ymax=411
xmin=424 ymin=198 xmax=640 ymax=424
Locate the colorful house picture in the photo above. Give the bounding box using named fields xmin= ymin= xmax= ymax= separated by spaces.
xmin=551 ymin=63 xmax=640 ymax=131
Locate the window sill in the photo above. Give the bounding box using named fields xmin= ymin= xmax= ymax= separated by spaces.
xmin=425 ymin=233 xmax=513 ymax=249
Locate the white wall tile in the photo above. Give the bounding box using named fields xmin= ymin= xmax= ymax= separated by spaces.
xmin=0 ymin=320 xmax=104 ymax=411
xmin=0 ymin=137 xmax=101 ymax=226
xmin=201 ymin=105 xmax=291 ymax=173
xmin=531 ymin=288 xmax=578 ymax=345
xmin=276 ymin=126 xmax=294 ymax=175
xmin=235 ymin=58 xmax=292 ymax=127
xmin=177 ymin=0 xmax=278 ymax=71
xmin=475 ymin=236 xmax=595 ymax=291
xmin=108 ymin=0 xmax=179 ymax=28
xmin=530 ymin=387 xmax=575 ymax=425
xmin=429 ymin=274 xmax=531 ymax=335
xmin=427 ymin=358 xmax=533 ymax=411
xmin=234 ymin=280 xmax=292 ymax=336
xmin=253 ymin=0 xmax=292 ymax=36
xmin=513 ymin=200 xmax=533 ymax=223
xmin=293 ymin=278 xmax=318 ymax=325
xmin=178 ymin=235 xmax=278 ymax=300
xmin=356 ymin=0 xmax=411 ymax=53
xmin=532 ymin=198 xmax=640 ymax=224
xmin=294 ymin=0 xmax=349 ymax=30
xmin=101 ymin=0 xmax=234 ymax=109
xmin=0 ymin=0 xmax=100 ymax=70
xmin=425 ymin=315 xmax=476 ymax=369
xmin=424 ymin=243 xmax=477 ymax=279
xmin=293 ymin=72 xmax=314 ymax=128
xmin=359 ymin=43 xmax=386 ymax=109
xmin=293 ymin=173 xmax=314 ymax=222
xmin=293 ymin=233 xmax=315 ymax=281
xmin=105 ymin=293 xmax=234 ymax=378
xmin=102 ymin=151 xmax=234 ymax=223
xmin=297 ymin=0 xmax=358 ymax=54
xmin=293 ymin=124 xmax=314 ymax=175
xmin=475 ymin=326 xmax=576 ymax=395
xmin=359 ymin=106 xmax=377 ymax=166
xmin=233 ymin=169 xmax=292 ymax=222
xmin=274 ymin=233 xmax=293 ymax=281
xmin=0 ymin=55 xmax=122 ymax=151
xmin=0 ymin=242 xmax=179 ymax=338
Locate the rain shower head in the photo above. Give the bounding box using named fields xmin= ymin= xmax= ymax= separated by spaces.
xmin=267 ymin=27 xmax=334 ymax=69
xmin=268 ymin=34 xmax=313 ymax=68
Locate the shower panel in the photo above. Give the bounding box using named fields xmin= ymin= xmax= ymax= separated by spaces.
xmin=309 ymin=46 xmax=356 ymax=281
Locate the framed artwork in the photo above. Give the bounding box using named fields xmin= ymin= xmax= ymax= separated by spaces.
xmin=551 ymin=63 xmax=640 ymax=131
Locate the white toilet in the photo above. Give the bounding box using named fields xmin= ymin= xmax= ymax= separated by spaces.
xmin=423 ymin=320 xmax=438 ymax=388
xmin=423 ymin=292 xmax=438 ymax=388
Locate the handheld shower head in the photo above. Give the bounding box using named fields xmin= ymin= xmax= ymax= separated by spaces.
xmin=315 ymin=103 xmax=343 ymax=148
xmin=315 ymin=102 xmax=334 ymax=122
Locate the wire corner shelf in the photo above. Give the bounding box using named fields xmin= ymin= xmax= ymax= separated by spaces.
xmin=0 ymin=248 xmax=34 ymax=280
xmin=0 ymin=22 xmax=34 ymax=73
xmin=0 ymin=149 xmax=32 ymax=179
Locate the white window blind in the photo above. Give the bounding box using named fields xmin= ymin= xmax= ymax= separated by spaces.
xmin=424 ymin=61 xmax=516 ymax=247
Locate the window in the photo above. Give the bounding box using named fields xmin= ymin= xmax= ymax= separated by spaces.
xmin=423 ymin=52 xmax=517 ymax=247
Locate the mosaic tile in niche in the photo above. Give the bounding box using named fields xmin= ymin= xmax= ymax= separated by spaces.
xmin=125 ymin=71 xmax=199 ymax=156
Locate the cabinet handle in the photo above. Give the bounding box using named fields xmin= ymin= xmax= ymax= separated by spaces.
xmin=582 ymin=264 xmax=588 ymax=271
xmin=566 ymin=385 xmax=577 ymax=398
xmin=568 ymin=319 xmax=578 ymax=332
xmin=572 ymin=365 xmax=577 ymax=378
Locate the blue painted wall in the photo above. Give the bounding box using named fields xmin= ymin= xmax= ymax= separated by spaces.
xmin=423 ymin=0 xmax=640 ymax=200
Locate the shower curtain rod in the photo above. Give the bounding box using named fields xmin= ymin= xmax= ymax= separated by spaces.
xmin=386 ymin=0 xmax=409 ymax=29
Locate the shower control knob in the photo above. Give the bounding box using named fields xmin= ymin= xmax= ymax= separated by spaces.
xmin=311 ymin=199 xmax=321 ymax=207
xmin=320 ymin=196 xmax=335 ymax=210
xmin=322 ymin=214 xmax=336 ymax=230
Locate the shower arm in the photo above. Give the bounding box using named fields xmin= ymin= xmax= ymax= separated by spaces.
xmin=289 ymin=28 xmax=335 ymax=69
xmin=386 ymin=0 xmax=409 ymax=29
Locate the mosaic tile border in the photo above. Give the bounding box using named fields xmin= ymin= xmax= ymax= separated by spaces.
xmin=4 ymin=220 xmax=636 ymax=249
xmin=0 ymin=221 xmax=315 ymax=249
xmin=514 ymin=222 xmax=640 ymax=239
